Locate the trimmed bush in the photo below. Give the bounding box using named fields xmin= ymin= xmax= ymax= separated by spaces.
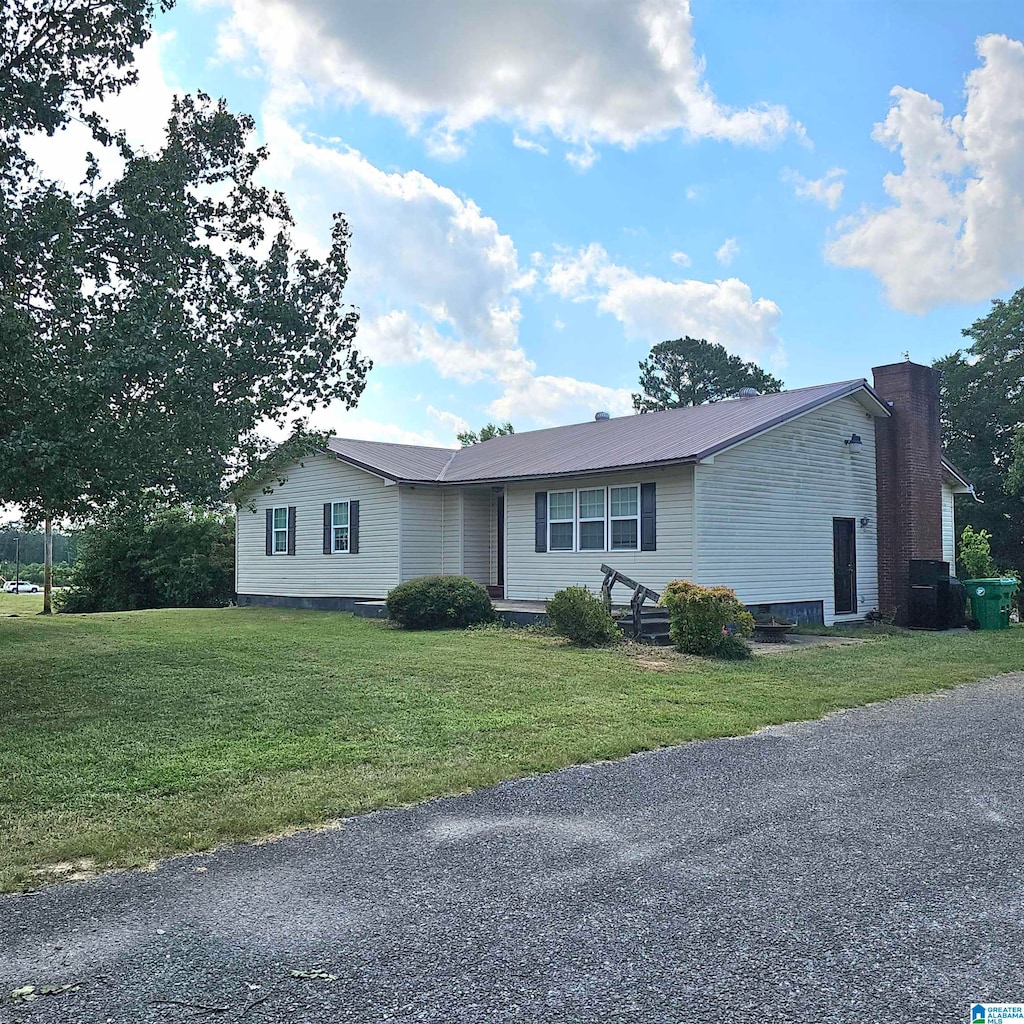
xmin=385 ymin=575 xmax=494 ymax=630
xmin=660 ymin=580 xmax=754 ymax=659
xmin=545 ymin=586 xmax=620 ymax=646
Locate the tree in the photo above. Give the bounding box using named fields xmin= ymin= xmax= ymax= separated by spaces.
xmin=457 ymin=422 xmax=515 ymax=446
xmin=632 ymin=337 xmax=783 ymax=412
xmin=935 ymin=288 xmax=1024 ymax=577
xmin=0 ymin=3 xmax=370 ymax=612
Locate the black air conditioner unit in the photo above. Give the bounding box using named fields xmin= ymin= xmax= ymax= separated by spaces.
xmin=909 ymin=559 xmax=950 ymax=630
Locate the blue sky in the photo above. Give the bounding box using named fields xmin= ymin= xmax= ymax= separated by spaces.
xmin=115 ymin=0 xmax=1024 ymax=445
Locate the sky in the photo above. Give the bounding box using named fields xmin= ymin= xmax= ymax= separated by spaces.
xmin=60 ymin=0 xmax=1024 ymax=447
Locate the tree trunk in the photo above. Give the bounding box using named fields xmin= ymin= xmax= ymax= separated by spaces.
xmin=42 ymin=516 xmax=53 ymax=615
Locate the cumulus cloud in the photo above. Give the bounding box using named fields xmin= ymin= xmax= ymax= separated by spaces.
xmin=783 ymin=166 xmax=845 ymax=210
xmin=215 ymin=0 xmax=802 ymax=162
xmin=670 ymin=250 xmax=692 ymax=266
xmin=828 ymin=34 xmax=1024 ymax=313
xmin=545 ymin=244 xmax=782 ymax=360
xmin=261 ymin=117 xmax=640 ymax=426
xmin=715 ymin=237 xmax=739 ymax=266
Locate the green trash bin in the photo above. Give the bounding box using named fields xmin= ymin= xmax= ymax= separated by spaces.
xmin=963 ymin=578 xmax=1018 ymax=630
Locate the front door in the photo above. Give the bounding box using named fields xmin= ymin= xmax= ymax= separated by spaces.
xmin=496 ymin=495 xmax=505 ymax=589
xmin=833 ymin=518 xmax=857 ymax=615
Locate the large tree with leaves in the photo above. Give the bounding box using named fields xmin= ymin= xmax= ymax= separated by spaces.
xmin=632 ymin=336 xmax=783 ymax=412
xmin=0 ymin=2 xmax=370 ymax=611
xmin=935 ymin=288 xmax=1024 ymax=577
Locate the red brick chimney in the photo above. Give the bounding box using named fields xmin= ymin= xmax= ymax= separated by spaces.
xmin=872 ymin=361 xmax=944 ymax=624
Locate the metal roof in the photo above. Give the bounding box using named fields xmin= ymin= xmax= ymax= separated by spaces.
xmin=325 ymin=379 xmax=890 ymax=484
xmin=326 ymin=437 xmax=456 ymax=481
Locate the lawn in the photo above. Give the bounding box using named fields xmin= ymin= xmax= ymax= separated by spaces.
xmin=1 ymin=607 xmax=1022 ymax=892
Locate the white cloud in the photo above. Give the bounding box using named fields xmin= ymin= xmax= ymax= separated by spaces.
xmin=670 ymin=250 xmax=692 ymax=267
xmin=321 ymin=413 xmax=450 ymax=447
xmin=261 ymin=117 xmax=639 ymax=426
xmin=828 ymin=34 xmax=1024 ymax=313
xmin=565 ymin=141 xmax=598 ymax=171
xmin=544 ymin=244 xmax=782 ymax=360
xmin=512 ymin=131 xmax=548 ymax=155
xmin=216 ymin=0 xmax=802 ymax=163
xmin=715 ymin=237 xmax=739 ymax=266
xmin=489 ymin=374 xmax=634 ymax=424
xmin=783 ymin=166 xmax=845 ymax=210
xmin=426 ymin=406 xmax=471 ymax=438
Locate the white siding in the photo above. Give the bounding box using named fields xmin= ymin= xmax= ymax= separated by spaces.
xmin=236 ymin=454 xmax=398 ymax=598
xmin=441 ymin=490 xmax=462 ymax=575
xmin=505 ymin=466 xmax=694 ymax=600
xmin=694 ymin=395 xmax=880 ymax=624
xmin=942 ymin=483 xmax=956 ymax=568
xmin=461 ymin=489 xmax=491 ymax=584
xmin=399 ymin=486 xmax=443 ymax=581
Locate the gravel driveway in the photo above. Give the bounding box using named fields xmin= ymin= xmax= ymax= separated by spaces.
xmin=3 ymin=674 xmax=1024 ymax=1023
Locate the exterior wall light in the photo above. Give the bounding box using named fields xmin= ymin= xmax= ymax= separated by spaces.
xmin=844 ymin=433 xmax=864 ymax=453
xmin=859 ymin=516 xmax=870 ymax=528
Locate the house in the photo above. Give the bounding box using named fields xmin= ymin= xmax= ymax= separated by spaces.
xmin=235 ymin=361 xmax=971 ymax=626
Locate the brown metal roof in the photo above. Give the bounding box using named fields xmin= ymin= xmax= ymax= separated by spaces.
xmin=326 ymin=437 xmax=456 ymax=481
xmin=326 ymin=379 xmax=890 ymax=484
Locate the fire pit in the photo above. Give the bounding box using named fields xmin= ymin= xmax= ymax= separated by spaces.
xmin=753 ymin=616 xmax=796 ymax=643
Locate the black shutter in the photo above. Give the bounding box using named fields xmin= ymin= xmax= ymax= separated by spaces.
xmin=323 ymin=503 xmax=332 ymax=554
xmin=641 ymin=482 xmax=656 ymax=551
xmin=287 ymin=507 xmax=297 ymax=556
xmin=265 ymin=509 xmax=274 ymax=556
xmin=349 ymin=501 xmax=359 ymax=553
xmin=535 ymin=492 xmax=547 ymax=553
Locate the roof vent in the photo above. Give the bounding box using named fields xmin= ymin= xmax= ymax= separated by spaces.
xmin=594 ymin=411 xmax=610 ymax=421
xmin=737 ymin=387 xmax=759 ymax=398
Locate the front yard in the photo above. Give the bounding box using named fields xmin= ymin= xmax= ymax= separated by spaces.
xmin=1 ymin=607 xmax=1021 ymax=892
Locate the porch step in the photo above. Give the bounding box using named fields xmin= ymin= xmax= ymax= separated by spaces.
xmin=614 ymin=608 xmax=673 ymax=646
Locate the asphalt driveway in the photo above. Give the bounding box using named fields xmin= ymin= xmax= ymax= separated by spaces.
xmin=3 ymin=674 xmax=1024 ymax=1023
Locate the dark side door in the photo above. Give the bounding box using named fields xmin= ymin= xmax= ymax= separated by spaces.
xmin=833 ymin=518 xmax=857 ymax=615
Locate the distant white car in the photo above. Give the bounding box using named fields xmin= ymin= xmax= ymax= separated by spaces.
xmin=3 ymin=581 xmax=39 ymax=593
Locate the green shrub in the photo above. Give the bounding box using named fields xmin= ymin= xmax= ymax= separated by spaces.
xmin=958 ymin=525 xmax=997 ymax=579
xmin=58 ymin=506 xmax=234 ymax=613
xmin=545 ymin=586 xmax=620 ymax=646
xmin=660 ymin=580 xmax=754 ymax=659
xmin=385 ymin=575 xmax=494 ymax=630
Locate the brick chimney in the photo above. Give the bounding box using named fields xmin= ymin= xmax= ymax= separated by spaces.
xmin=872 ymin=361 xmax=944 ymax=624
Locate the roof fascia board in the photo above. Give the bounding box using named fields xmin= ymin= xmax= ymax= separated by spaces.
xmin=437 ymin=457 xmax=699 ymax=487
xmin=325 ymin=449 xmax=400 ymax=483
xmin=692 ymin=383 xmax=889 ymax=462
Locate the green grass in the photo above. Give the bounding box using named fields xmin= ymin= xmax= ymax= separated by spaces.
xmin=0 ymin=590 xmax=45 ymax=616
xmin=1 ymin=608 xmax=1021 ymax=891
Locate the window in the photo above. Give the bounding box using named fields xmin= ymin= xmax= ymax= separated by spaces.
xmin=331 ymin=501 xmax=350 ymax=552
xmin=272 ymin=506 xmax=289 ymax=554
xmin=548 ymin=490 xmax=574 ymax=551
xmin=609 ymin=486 xmax=639 ymax=551
xmin=578 ymin=487 xmax=606 ymax=551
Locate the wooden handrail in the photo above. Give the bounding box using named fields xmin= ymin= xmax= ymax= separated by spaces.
xmin=599 ymin=563 xmax=662 ymax=637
